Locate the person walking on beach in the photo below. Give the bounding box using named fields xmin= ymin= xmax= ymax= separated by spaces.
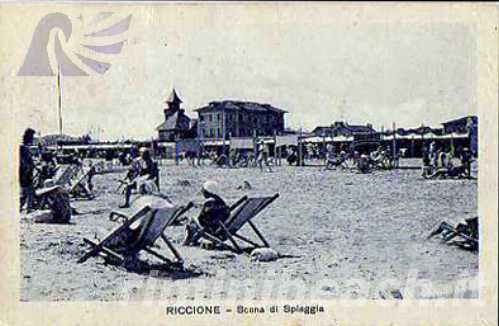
xmin=20 ymin=128 xmax=36 ymax=212
xmin=256 ymin=139 xmax=272 ymax=172
xmin=183 ymin=181 xmax=230 ymax=246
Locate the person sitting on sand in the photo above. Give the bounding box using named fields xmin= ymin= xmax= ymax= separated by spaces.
xmin=120 ymin=147 xmax=156 ymax=208
xmin=183 ymin=181 xmax=230 ymax=246
xmin=370 ymin=146 xmax=387 ymax=169
xmin=357 ymin=153 xmax=371 ymax=173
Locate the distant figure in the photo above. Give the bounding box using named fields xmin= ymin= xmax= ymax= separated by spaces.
xmin=429 ymin=141 xmax=437 ymax=167
xmin=196 ymin=146 xmax=205 ymax=166
xmin=118 ymin=151 xmax=128 ymax=166
xmin=237 ymin=180 xmax=252 ymax=190
xmin=38 ymin=148 xmax=58 ymax=187
xmin=256 ymin=139 xmax=272 ymax=172
xmin=357 ymin=153 xmax=371 ymax=173
xmin=213 ymin=151 xmax=229 ymax=167
xmin=20 ymin=128 xmax=36 ymax=212
xmin=286 ymin=147 xmax=298 ymax=166
xmin=324 ymin=143 xmax=337 ymax=170
xmin=460 ymin=147 xmax=473 ymax=178
xmin=421 ymin=146 xmax=432 ymax=177
xmin=183 ymin=181 xmax=230 ymax=246
xmin=229 ymin=149 xmax=240 ymax=168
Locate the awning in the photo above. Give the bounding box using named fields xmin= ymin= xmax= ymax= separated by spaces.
xmin=384 ymin=132 xmax=469 ymax=140
xmin=230 ymin=137 xmax=254 ymax=149
xmin=332 ymin=135 xmax=354 ymax=142
xmin=301 ymin=136 xmax=332 ymax=143
xmin=275 ymin=135 xmax=299 ymax=146
xmin=201 ymin=140 xmax=230 ymax=146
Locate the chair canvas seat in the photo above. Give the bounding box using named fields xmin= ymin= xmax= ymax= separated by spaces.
xmin=226 ymin=197 xmax=273 ymax=234
xmin=79 ymin=202 xmax=193 ymax=265
xmin=106 ymin=206 xmax=178 ymax=253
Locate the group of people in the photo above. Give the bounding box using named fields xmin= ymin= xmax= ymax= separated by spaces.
xmin=203 ymin=139 xmax=274 ymax=172
xmin=322 ymin=144 xmax=396 ymax=173
xmin=422 ymin=141 xmax=474 ymax=179
xmin=19 ymin=128 xmax=97 ymax=213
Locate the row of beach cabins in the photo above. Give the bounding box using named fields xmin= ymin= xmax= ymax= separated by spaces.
xmin=33 ymin=89 xmax=478 ymax=165
xmin=37 ymin=115 xmax=477 ymax=167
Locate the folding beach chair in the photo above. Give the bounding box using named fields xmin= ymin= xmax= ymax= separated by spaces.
xmin=78 ymin=202 xmax=193 ymax=266
xmin=198 ymin=193 xmax=279 ymax=253
xmin=67 ymin=167 xmax=95 ymax=199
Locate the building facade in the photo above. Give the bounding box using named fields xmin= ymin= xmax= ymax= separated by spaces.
xmin=156 ymin=89 xmax=192 ymax=142
xmin=195 ymin=100 xmax=286 ymax=139
xmin=312 ymin=121 xmax=378 ymax=141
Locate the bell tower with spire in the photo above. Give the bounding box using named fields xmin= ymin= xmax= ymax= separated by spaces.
xmin=164 ymin=88 xmax=183 ymax=119
xmin=157 ymin=88 xmax=192 ymax=142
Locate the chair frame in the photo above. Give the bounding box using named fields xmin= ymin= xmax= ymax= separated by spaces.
xmin=68 ymin=167 xmax=95 ymax=199
xmin=198 ymin=193 xmax=279 ymax=253
xmin=78 ymin=202 xmax=193 ymax=265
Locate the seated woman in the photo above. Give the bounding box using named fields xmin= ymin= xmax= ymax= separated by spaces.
xmin=183 ymin=181 xmax=230 ymax=246
xmin=120 ymin=147 xmax=156 ymax=208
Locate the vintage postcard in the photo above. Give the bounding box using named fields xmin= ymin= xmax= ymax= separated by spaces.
xmin=0 ymin=2 xmax=497 ymax=326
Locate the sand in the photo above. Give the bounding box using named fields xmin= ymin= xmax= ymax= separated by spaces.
xmin=20 ymin=159 xmax=478 ymax=301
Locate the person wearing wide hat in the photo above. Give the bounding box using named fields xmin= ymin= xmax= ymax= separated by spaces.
xmin=183 ymin=180 xmax=230 ymax=246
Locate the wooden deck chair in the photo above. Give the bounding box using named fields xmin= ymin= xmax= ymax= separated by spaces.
xmin=78 ymin=202 xmax=193 ymax=265
xmin=53 ymin=165 xmax=78 ymax=187
xmin=199 ymin=193 xmax=279 ymax=253
xmin=68 ymin=167 xmax=94 ymax=199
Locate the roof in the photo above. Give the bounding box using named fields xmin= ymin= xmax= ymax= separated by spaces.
xmin=156 ymin=111 xmax=190 ymax=131
xmin=166 ymin=88 xmax=182 ymax=104
xmin=342 ymin=124 xmax=375 ymax=133
xmin=314 ymin=122 xmax=377 ymax=136
xmin=195 ymin=100 xmax=287 ymax=114
xmin=442 ymin=115 xmax=477 ymax=126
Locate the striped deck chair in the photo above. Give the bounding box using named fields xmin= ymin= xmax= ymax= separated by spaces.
xmin=78 ymin=202 xmax=193 ymax=266
xmin=52 ymin=165 xmax=94 ymax=199
xmin=67 ymin=167 xmax=95 ymax=199
xmin=199 ymin=193 xmax=279 ymax=253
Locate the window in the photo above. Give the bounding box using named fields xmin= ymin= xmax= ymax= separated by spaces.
xmin=239 ymin=113 xmax=244 ymax=121
xmin=208 ymin=114 xmax=213 ymax=122
xmin=200 ymin=115 xmax=205 ymax=122
xmin=217 ymin=113 xmax=221 ymax=121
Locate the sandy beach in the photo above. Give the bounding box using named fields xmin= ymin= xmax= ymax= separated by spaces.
xmin=20 ymin=159 xmax=478 ymax=301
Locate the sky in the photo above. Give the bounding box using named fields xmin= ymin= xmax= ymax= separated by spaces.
xmin=5 ymin=5 xmax=477 ymax=141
